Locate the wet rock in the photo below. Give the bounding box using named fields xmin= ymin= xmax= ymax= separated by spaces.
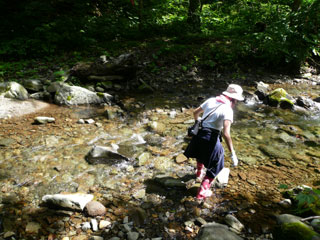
xmin=149 ymin=121 xmax=166 ymax=135
xmin=129 ymin=207 xmax=147 ymax=226
xmin=266 ymin=88 xmax=294 ymax=109
xmin=255 ymin=81 xmax=269 ymax=100
xmin=0 ymin=138 xmax=15 ymax=147
xmin=34 ymin=116 xmax=55 ymax=124
xmin=127 ymin=231 xmax=139 ymax=240
xmin=133 ymin=189 xmax=146 ymax=199
xmin=137 ymin=152 xmax=151 ymax=166
xmin=85 ymin=145 xmax=129 ymax=165
xmin=25 ymin=221 xmax=41 ymax=234
xmin=241 ymin=156 xmax=257 ymax=165
xmin=258 ymin=145 xmax=290 ymax=160
xmin=225 ymin=214 xmax=244 ymax=232
xmin=85 ymin=201 xmax=106 ymax=216
xmin=153 ymin=157 xmax=173 ymax=172
xmin=144 ymin=134 xmax=164 ymax=147
xmin=175 ymin=153 xmax=188 ymax=163
xmin=154 ymin=175 xmax=186 ymax=188
xmin=276 ymin=131 xmax=297 ymax=143
xmin=42 ymin=193 xmax=94 ymax=211
xmin=197 ymin=222 xmax=243 ymax=240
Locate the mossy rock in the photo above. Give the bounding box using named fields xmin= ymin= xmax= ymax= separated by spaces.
xmin=268 ymin=88 xmax=294 ymax=108
xmin=273 ymin=221 xmax=320 ymax=240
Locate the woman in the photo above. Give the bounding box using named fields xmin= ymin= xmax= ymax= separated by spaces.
xmin=184 ymin=84 xmax=244 ymax=200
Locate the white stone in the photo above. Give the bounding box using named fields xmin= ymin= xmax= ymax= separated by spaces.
xmin=42 ymin=193 xmax=93 ymax=210
xmin=99 ymin=220 xmax=112 ymax=229
xmin=82 ymin=222 xmax=91 ymax=231
xmin=278 ymin=199 xmax=292 ymax=208
xmin=77 ymin=119 xmax=85 ymax=124
xmin=25 ymin=222 xmax=41 ymax=233
xmin=34 ymin=116 xmax=55 ymax=124
xmin=85 ymin=119 xmax=95 ymax=124
xmin=213 ymin=167 xmax=230 ymax=188
xmin=52 ymin=83 xmax=113 ymax=105
xmin=1 ymin=81 xmax=29 ymax=100
xmin=91 ymin=219 xmax=98 ymax=232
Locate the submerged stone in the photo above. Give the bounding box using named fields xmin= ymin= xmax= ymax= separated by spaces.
xmin=85 ymin=145 xmax=130 ymax=165
xmin=197 ymin=222 xmax=243 ymax=240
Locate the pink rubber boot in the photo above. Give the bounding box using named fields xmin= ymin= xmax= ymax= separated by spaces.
xmin=196 ymin=176 xmax=214 ymax=200
xmin=196 ymin=162 xmax=205 ymax=182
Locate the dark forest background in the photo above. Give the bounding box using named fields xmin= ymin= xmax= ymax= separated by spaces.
xmin=0 ymin=0 xmax=319 ymax=79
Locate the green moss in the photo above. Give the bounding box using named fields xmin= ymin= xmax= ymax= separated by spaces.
xmin=274 ymin=222 xmax=319 ymax=240
xmin=96 ymin=92 xmax=104 ymax=97
xmin=268 ymin=88 xmax=294 ymax=107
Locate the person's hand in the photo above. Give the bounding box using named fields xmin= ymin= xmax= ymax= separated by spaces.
xmin=231 ymin=151 xmax=238 ymax=167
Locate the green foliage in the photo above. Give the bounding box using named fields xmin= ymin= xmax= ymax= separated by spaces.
xmin=293 ymin=188 xmax=320 ymax=215
xmin=0 ymin=0 xmax=319 ymax=71
xmin=279 ymin=184 xmax=289 ymax=189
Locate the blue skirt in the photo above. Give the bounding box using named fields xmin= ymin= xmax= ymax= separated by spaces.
xmin=184 ymin=128 xmax=224 ymax=178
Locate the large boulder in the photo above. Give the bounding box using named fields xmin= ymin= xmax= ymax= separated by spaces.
xmin=49 ymin=83 xmax=113 ymax=105
xmin=22 ymin=79 xmax=44 ymax=92
xmin=70 ymin=53 xmax=137 ymax=82
xmin=0 ymin=81 xmax=29 ymax=100
xmin=273 ymin=214 xmax=320 ymax=240
xmin=196 ymin=222 xmax=243 ymax=240
xmin=255 ymin=81 xmax=269 ymax=101
xmin=267 ymin=88 xmax=295 ymax=109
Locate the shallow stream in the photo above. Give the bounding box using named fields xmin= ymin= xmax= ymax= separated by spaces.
xmin=0 ymin=80 xmax=319 ymax=239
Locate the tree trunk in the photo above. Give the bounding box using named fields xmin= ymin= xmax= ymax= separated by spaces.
xmin=138 ymin=0 xmax=143 ymax=31
xmin=187 ymin=0 xmax=201 ymax=32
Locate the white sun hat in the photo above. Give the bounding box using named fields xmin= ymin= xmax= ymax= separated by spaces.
xmin=223 ymin=84 xmax=244 ymax=101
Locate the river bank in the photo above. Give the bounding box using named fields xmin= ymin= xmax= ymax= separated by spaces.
xmin=0 ymin=71 xmax=320 ymax=239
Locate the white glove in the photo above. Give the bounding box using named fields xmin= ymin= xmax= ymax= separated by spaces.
xmin=231 ymin=151 xmax=238 ymax=167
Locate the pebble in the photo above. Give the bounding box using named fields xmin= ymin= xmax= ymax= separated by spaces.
xmin=82 ymin=222 xmax=91 ymax=231
xmin=91 ymin=219 xmax=98 ymax=231
xmin=127 ymin=231 xmax=140 ymax=240
xmin=99 ymin=220 xmax=112 ymax=229
xmin=34 ymin=116 xmax=55 ymax=124
xmin=85 ymin=119 xmax=95 ymax=124
xmin=85 ymin=201 xmax=106 ymax=216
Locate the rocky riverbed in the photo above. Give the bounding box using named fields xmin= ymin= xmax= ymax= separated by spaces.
xmin=0 ymin=72 xmax=320 ymax=240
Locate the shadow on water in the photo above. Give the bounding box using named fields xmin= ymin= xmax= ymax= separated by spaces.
xmin=144 ymin=174 xmax=198 ymax=202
